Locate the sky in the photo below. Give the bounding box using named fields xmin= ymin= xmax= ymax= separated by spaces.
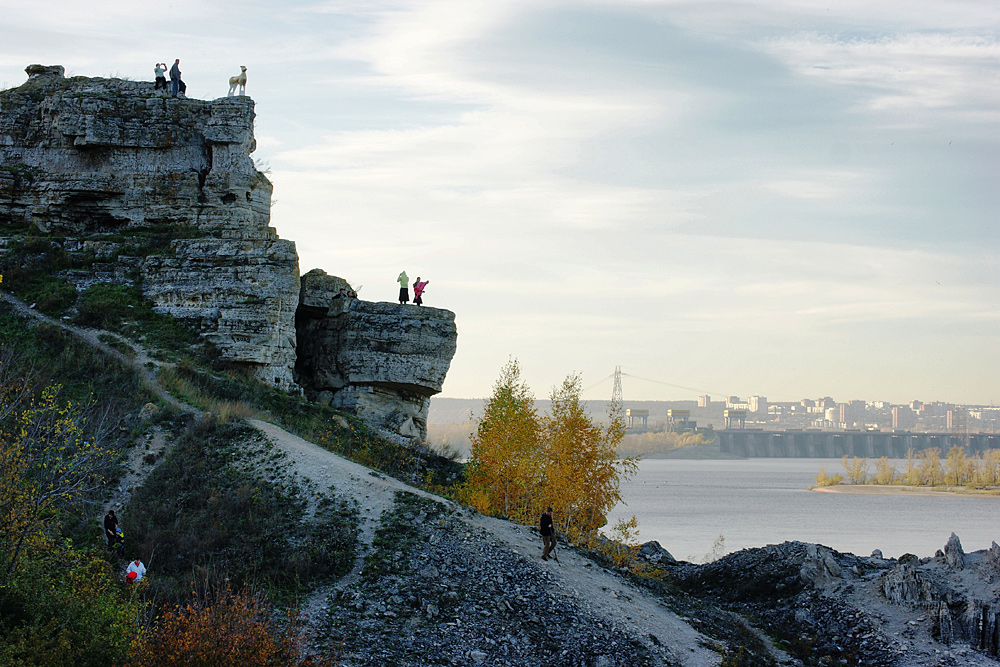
xmin=1 ymin=0 xmax=998 ymax=405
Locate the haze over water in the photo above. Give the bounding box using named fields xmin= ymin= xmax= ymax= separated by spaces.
xmin=607 ymin=459 xmax=1000 ymax=563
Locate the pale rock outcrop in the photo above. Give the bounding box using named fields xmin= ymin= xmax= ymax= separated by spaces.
xmin=296 ymin=269 xmax=457 ymax=441
xmin=0 ymin=65 xmax=299 ymax=387
xmin=1 ymin=66 xmax=460 ymax=431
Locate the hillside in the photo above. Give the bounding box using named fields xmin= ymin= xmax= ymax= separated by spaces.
xmin=2 ymin=65 xmax=998 ymax=667
xmin=3 ymin=290 xmax=999 ymax=666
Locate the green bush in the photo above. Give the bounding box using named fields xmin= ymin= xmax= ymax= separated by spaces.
xmin=75 ymin=283 xmax=142 ymax=329
xmin=125 ymin=417 xmax=358 ymax=604
xmin=0 ymin=238 xmax=76 ymax=316
xmin=0 ymin=548 xmax=142 ymax=667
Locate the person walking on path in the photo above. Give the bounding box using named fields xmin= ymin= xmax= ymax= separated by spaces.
xmin=104 ymin=510 xmax=119 ymax=549
xmin=169 ymin=59 xmax=182 ymax=97
xmin=154 ymin=63 xmax=167 ymax=91
xmin=397 ymin=271 xmax=409 ymax=304
xmin=413 ymin=277 xmax=428 ymax=306
xmin=540 ymin=507 xmax=557 ymax=561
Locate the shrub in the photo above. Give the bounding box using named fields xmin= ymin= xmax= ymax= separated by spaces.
xmin=125 ymin=417 xmax=358 ymax=604
xmin=129 ymin=587 xmax=334 ymax=667
xmin=813 ymin=469 xmax=843 ymax=487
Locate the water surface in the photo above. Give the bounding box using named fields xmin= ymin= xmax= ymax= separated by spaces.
xmin=606 ymin=458 xmax=999 ymax=562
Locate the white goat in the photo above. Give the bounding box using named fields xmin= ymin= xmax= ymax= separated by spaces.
xmin=228 ymin=66 xmax=247 ymax=96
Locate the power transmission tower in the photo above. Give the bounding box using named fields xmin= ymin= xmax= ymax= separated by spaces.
xmin=612 ymin=366 xmax=623 ymax=407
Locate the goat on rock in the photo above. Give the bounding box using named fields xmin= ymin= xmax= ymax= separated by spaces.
xmin=228 ymin=66 xmax=247 ymax=96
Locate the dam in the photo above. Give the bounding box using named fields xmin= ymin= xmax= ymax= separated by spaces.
xmin=717 ymin=429 xmax=1000 ymax=458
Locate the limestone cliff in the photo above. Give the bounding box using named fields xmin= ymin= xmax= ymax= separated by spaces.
xmin=0 ymin=65 xmax=298 ymax=387
xmin=0 ymin=66 xmax=457 ymax=438
xmin=296 ymin=269 xmax=457 ymax=441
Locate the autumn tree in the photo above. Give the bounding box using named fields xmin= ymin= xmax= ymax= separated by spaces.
xmin=461 ymin=359 xmax=542 ymax=522
xmin=872 ymin=456 xmax=896 ymax=485
xmin=129 ymin=588 xmax=335 ymax=667
xmin=944 ymin=445 xmax=970 ymax=486
xmin=0 ymin=384 xmax=118 ymax=575
xmin=540 ymin=373 xmax=636 ymax=544
xmin=902 ymin=448 xmax=921 ymax=486
xmin=918 ymin=448 xmax=943 ymax=486
xmin=841 ymin=455 xmax=868 ymax=485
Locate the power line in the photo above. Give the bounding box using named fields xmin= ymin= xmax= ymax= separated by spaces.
xmin=582 ymin=369 xmax=732 ymax=401
xmin=621 ymin=372 xmax=727 ymax=399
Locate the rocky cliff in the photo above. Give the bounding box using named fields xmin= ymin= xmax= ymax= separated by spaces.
xmin=296 ymin=269 xmax=457 ymax=441
xmin=0 ymin=65 xmax=456 ymax=436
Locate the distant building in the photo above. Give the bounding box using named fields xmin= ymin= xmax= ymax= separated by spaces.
xmin=724 ymin=409 xmax=747 ymax=429
xmin=892 ymin=406 xmax=916 ymax=430
xmin=838 ymin=400 xmax=866 ymax=427
xmin=667 ymin=409 xmax=695 ymax=432
xmin=748 ymin=395 xmax=768 ymax=414
xmin=626 ymin=408 xmax=649 ymax=429
xmin=698 ymin=394 xmax=711 ymax=408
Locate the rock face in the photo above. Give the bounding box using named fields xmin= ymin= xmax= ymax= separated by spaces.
xmin=0 ymin=66 xmax=458 ymax=428
xmin=296 ymin=269 xmax=457 ymax=441
xmin=879 ymin=534 xmax=1000 ymax=657
xmin=0 ymin=65 xmax=299 ymax=387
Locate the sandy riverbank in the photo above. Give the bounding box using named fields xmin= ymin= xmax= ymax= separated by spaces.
xmin=812 ymin=484 xmax=1000 ymax=497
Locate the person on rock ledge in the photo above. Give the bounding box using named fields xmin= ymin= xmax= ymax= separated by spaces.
xmin=397 ymin=270 xmax=409 ymax=304
xmin=154 ymin=63 xmax=167 ymax=91
xmin=413 ymin=277 xmax=428 ymax=306
xmin=540 ymin=506 xmax=557 ymax=561
xmin=169 ymin=59 xmax=185 ymax=98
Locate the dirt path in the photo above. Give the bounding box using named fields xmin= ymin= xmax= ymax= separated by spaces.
xmin=250 ymin=418 xmax=723 ymax=667
xmin=0 ymin=291 xmax=194 ymax=414
xmin=4 ymin=290 xmax=723 ymax=664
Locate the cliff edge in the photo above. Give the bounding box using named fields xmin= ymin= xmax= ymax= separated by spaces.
xmin=0 ymin=65 xmax=456 ymax=439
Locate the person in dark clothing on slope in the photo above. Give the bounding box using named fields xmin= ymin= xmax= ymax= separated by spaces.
xmin=540 ymin=507 xmax=557 ymax=561
xmin=104 ymin=510 xmax=120 ymax=549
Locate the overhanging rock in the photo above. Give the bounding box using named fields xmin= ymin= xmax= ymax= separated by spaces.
xmin=296 ymin=269 xmax=457 ymax=441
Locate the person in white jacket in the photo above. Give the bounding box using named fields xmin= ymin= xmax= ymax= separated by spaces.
xmin=126 ymin=558 xmax=147 ymax=583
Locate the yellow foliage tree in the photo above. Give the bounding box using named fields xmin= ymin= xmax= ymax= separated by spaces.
xmin=462 ymin=363 xmax=638 ymax=546
xmin=0 ymin=384 xmax=117 ymax=575
xmin=841 ymin=455 xmax=868 ymax=485
xmin=918 ymin=448 xmax=943 ymax=486
xmin=944 ymin=445 xmax=969 ymax=486
xmin=540 ymin=373 xmax=637 ymax=544
xmin=872 ymin=457 xmax=896 ymax=485
xmin=461 ymin=359 xmax=542 ymax=523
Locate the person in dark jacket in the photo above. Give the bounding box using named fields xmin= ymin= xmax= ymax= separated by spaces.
xmin=540 ymin=507 xmax=556 ymax=561
xmin=169 ymin=59 xmax=182 ymax=97
xmin=104 ymin=510 xmax=119 ymax=549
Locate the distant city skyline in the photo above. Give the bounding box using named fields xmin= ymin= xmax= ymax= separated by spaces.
xmin=2 ymin=1 xmax=997 ymax=404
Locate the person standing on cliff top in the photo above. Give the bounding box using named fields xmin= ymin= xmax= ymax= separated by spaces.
xmin=540 ymin=507 xmax=557 ymax=561
xmin=413 ymin=277 xmax=428 ymax=306
xmin=154 ymin=63 xmax=167 ymax=91
xmin=397 ymin=271 xmax=409 ymax=304
xmin=169 ymin=59 xmax=181 ymax=97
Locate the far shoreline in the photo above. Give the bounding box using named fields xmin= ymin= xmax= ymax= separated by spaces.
xmin=812 ymin=484 xmax=1000 ymax=498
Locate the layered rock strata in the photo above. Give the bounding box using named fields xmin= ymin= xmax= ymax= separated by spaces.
xmin=0 ymin=65 xmax=299 ymax=387
xmin=296 ymin=269 xmax=457 ymax=441
xmin=1 ymin=66 xmax=458 ymax=434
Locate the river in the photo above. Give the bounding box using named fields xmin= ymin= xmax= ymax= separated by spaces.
xmin=605 ymin=458 xmax=999 ymax=563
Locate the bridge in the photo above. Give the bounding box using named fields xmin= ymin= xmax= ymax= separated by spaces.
xmin=717 ymin=429 xmax=1000 ymax=458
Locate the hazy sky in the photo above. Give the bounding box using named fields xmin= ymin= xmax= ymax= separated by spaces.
xmin=2 ymin=1 xmax=998 ymax=405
